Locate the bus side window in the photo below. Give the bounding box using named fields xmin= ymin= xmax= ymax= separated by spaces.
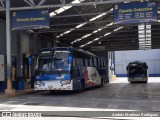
xmin=104 ymin=60 xmax=107 ymax=67
xmin=93 ymin=57 xmax=97 ymax=67
xmin=89 ymin=58 xmax=93 ymax=66
xmin=85 ymin=59 xmax=88 ymax=66
xmin=101 ymin=59 xmax=103 ymax=67
xmin=101 ymin=59 xmax=104 ymax=67
xmin=97 ymin=58 xmax=100 ymax=67
xmin=99 ymin=58 xmax=102 ymax=67
xmin=76 ymin=58 xmax=83 ymax=66
xmin=103 ymin=59 xmax=105 ymax=67
xmin=73 ymin=58 xmax=76 ymax=67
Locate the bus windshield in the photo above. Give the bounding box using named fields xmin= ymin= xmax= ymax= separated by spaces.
xmin=36 ymin=50 xmax=71 ymax=71
xmin=53 ymin=51 xmax=70 ymax=70
xmin=36 ymin=50 xmax=52 ymax=71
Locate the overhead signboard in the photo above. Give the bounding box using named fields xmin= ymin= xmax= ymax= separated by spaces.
xmin=114 ymin=2 xmax=157 ymax=24
xmin=12 ymin=9 xmax=49 ymax=30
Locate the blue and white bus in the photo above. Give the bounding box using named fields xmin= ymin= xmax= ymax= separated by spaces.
xmin=34 ymin=47 xmax=108 ymax=92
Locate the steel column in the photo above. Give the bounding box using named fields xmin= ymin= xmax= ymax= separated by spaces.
xmin=5 ymin=0 xmax=15 ymax=94
xmin=6 ymin=0 xmax=11 ymax=80
xmin=16 ymin=31 xmax=24 ymax=90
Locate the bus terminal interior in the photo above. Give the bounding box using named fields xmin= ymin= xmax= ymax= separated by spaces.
xmin=1 ymin=0 xmax=160 ymax=119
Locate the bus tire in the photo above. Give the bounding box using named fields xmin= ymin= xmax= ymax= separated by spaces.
xmin=100 ymin=79 xmax=104 ymax=87
xmin=144 ymin=81 xmax=148 ymax=83
xmin=78 ymin=79 xmax=85 ymax=92
xmin=144 ymin=78 xmax=148 ymax=83
xmin=50 ymin=90 xmax=54 ymax=94
xmin=130 ymin=81 xmax=134 ymax=84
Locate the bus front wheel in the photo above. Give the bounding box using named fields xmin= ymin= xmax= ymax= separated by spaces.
xmin=78 ymin=80 xmax=85 ymax=92
xmin=50 ymin=90 xmax=55 ymax=94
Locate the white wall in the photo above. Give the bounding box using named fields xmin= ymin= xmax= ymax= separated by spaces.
xmin=115 ymin=49 xmax=160 ymax=76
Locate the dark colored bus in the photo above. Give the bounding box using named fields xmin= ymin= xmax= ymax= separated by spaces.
xmin=126 ymin=61 xmax=148 ymax=83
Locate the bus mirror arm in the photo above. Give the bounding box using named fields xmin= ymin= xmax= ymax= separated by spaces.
xmin=28 ymin=55 xmax=32 ymax=65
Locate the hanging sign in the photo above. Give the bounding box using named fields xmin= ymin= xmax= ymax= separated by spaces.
xmin=114 ymin=2 xmax=157 ymax=24
xmin=12 ymin=9 xmax=49 ymax=30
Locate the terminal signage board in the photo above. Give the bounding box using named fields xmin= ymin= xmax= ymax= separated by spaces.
xmin=12 ymin=9 xmax=49 ymax=30
xmin=114 ymin=2 xmax=157 ymax=24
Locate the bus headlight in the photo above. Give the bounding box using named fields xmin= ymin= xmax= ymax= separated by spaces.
xmin=60 ymin=80 xmax=71 ymax=85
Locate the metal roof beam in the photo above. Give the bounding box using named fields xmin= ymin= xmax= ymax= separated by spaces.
xmin=85 ymin=45 xmax=138 ymax=48
xmin=50 ymin=20 xmax=111 ymax=26
xmin=72 ymin=6 xmax=91 ymax=26
xmin=60 ymin=0 xmax=66 ymax=4
xmin=0 ymin=5 xmax=3 ymax=9
xmin=0 ymin=0 xmax=4 ymax=8
xmin=36 ymin=25 xmax=116 ymax=33
xmin=29 ymin=0 xmax=36 ymax=6
xmin=52 ymin=12 xmax=108 ymax=18
xmin=86 ymin=45 xmax=139 ymax=48
xmin=38 ymin=0 xmax=46 ymax=6
xmin=24 ymin=0 xmax=36 ymax=7
xmin=0 ymin=0 xmax=141 ymax=11
xmin=86 ymin=44 xmax=138 ymax=47
xmin=37 ymin=27 xmax=160 ymax=34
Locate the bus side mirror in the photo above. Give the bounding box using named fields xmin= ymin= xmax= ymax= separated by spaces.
xmin=126 ymin=66 xmax=128 ymax=70
xmin=28 ymin=55 xmax=32 ymax=65
xmin=68 ymin=54 xmax=72 ymax=64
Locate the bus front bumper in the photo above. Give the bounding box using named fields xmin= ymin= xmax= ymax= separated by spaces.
xmin=34 ymin=80 xmax=73 ymax=90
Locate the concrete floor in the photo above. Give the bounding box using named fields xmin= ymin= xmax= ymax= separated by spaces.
xmin=1 ymin=77 xmax=160 ymax=120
